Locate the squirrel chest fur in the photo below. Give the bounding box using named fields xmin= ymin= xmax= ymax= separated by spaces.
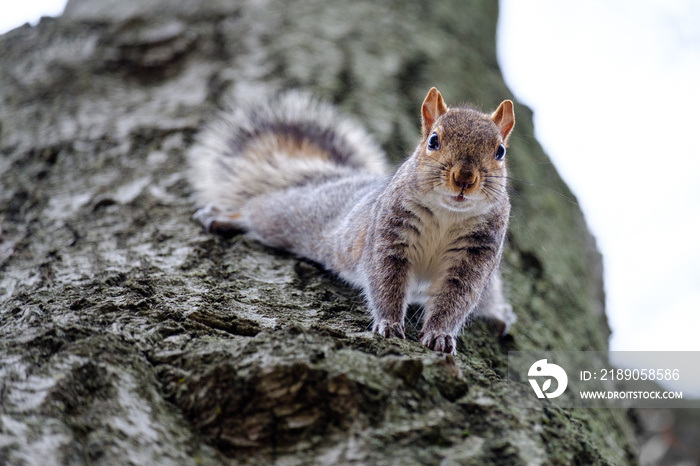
xmin=189 ymin=87 xmax=516 ymax=355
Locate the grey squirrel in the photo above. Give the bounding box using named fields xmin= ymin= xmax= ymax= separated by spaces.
xmin=188 ymin=87 xmax=516 ymax=354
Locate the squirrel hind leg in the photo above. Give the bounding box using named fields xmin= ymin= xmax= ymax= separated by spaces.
xmin=193 ymin=204 xmax=247 ymax=237
xmin=475 ymin=302 xmax=516 ymax=337
xmin=473 ymin=271 xmax=517 ymax=336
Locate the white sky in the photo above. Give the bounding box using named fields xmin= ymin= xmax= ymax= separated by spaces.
xmin=0 ymin=1 xmax=66 ymax=34
xmin=3 ymin=1 xmax=700 ymax=388
xmin=498 ymin=0 xmax=700 ymax=352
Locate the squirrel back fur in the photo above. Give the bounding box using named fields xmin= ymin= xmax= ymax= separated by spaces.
xmin=188 ymin=87 xmax=517 ymax=355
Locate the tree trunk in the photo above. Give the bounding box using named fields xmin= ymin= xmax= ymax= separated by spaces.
xmin=0 ymin=0 xmax=636 ymax=464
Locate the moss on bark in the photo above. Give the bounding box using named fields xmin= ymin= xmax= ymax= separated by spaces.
xmin=0 ymin=0 xmax=636 ymax=464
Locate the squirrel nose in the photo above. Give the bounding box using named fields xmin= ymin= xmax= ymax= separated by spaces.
xmin=452 ymin=168 xmax=477 ymax=190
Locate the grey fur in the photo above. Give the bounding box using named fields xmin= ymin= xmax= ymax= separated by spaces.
xmin=188 ymin=90 xmax=516 ymax=354
xmin=189 ymin=91 xmax=389 ymax=208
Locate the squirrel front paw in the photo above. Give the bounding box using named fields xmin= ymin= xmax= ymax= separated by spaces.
xmin=418 ymin=331 xmax=457 ymax=355
xmin=372 ymin=320 xmax=406 ymax=339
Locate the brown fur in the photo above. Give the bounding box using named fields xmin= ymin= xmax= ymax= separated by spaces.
xmin=249 ymin=133 xmax=333 ymax=162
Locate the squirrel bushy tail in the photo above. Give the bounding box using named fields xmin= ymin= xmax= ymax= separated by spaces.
xmin=188 ymin=91 xmax=389 ymax=208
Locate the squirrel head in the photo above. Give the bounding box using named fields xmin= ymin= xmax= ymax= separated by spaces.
xmin=417 ymin=87 xmax=515 ymax=213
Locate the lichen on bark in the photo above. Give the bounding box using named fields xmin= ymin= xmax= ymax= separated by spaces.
xmin=0 ymin=0 xmax=637 ymax=464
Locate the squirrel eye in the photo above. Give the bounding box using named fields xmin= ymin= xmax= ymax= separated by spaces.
xmin=428 ymin=132 xmax=440 ymax=151
xmin=495 ymin=144 xmax=506 ymax=161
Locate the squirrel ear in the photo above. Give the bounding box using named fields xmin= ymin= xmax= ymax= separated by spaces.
xmin=492 ymin=100 xmax=515 ymax=144
xmin=421 ymin=87 xmax=448 ymax=138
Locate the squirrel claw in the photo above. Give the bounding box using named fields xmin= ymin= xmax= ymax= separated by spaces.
xmin=373 ymin=321 xmax=406 ymax=339
xmin=418 ymin=331 xmax=457 ymax=355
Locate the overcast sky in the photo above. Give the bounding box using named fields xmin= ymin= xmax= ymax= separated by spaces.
xmin=3 ymin=0 xmax=700 ymax=391
xmin=498 ymin=0 xmax=700 ymax=352
xmin=0 ymin=0 xmax=66 ymax=34
xmin=498 ymin=0 xmax=700 ymax=394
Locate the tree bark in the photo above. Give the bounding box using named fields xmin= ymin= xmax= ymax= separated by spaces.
xmin=0 ymin=0 xmax=635 ymax=464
